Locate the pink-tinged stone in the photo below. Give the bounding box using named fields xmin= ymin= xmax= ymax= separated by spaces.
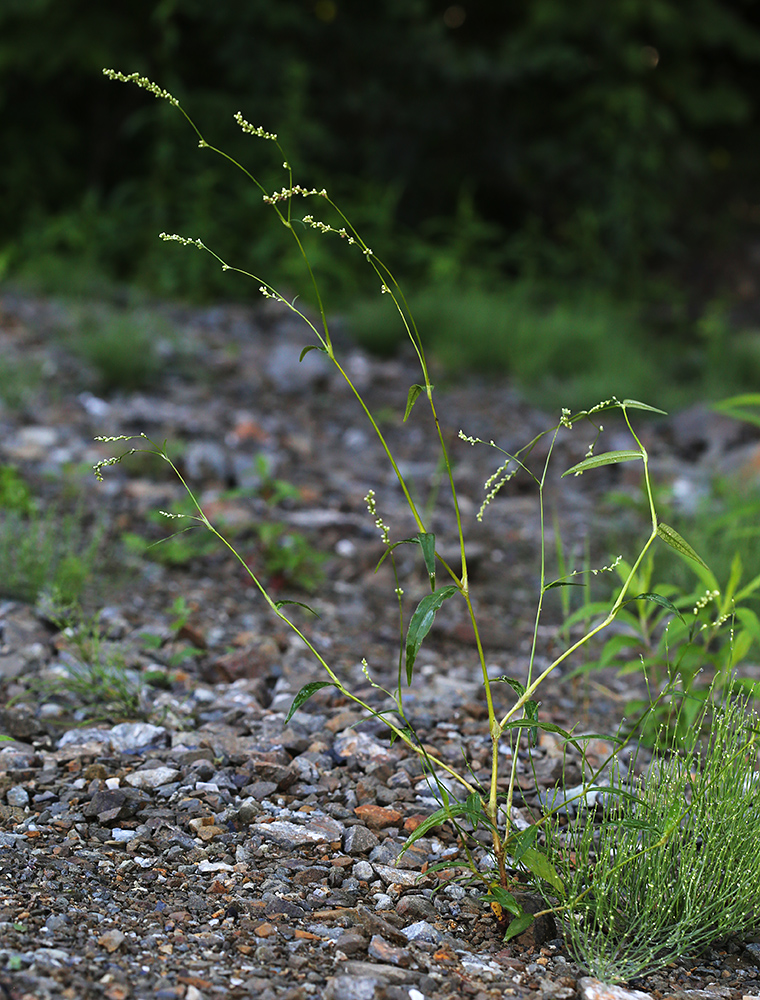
xmin=577 ymin=977 xmax=652 ymax=1000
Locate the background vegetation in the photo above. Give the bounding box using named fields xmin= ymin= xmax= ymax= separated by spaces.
xmin=3 ymin=0 xmax=760 ymax=403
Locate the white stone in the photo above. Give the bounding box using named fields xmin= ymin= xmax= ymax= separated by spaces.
xmin=578 ymin=977 xmax=652 ymax=1000
xmin=124 ymin=767 xmax=179 ymax=789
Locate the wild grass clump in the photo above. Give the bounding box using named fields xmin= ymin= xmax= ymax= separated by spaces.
xmin=557 ymin=683 xmax=760 ymax=982
xmin=349 ymin=284 xmax=659 ymax=411
xmin=66 ymin=303 xmax=172 ymax=393
xmin=96 ymin=69 xmax=760 ymax=962
xmin=0 ymin=505 xmax=102 ymax=605
xmin=12 ymin=600 xmax=145 ymax=722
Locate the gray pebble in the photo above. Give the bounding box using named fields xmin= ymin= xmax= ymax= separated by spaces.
xmin=353 ymin=860 xmax=374 ymax=881
xmin=6 ymin=785 xmax=29 ymax=807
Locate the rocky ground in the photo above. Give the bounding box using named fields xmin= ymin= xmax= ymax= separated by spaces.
xmin=1 ymin=290 xmax=760 ymax=1000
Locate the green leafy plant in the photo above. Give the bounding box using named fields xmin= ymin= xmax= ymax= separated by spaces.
xmin=0 ymin=503 xmax=102 ymax=605
xmin=122 ymin=488 xmax=326 ymax=590
xmin=0 ymin=464 xmax=36 ymax=515
xmin=68 ymin=304 xmax=168 ymax=393
xmin=349 ymin=283 xmax=665 ymax=411
xmin=13 ymin=599 xmax=143 ymax=721
xmin=0 ymin=359 xmax=45 ymax=413
xmin=565 ymin=535 xmax=760 ymax=744
xmin=96 ymin=70 xmax=743 ymax=949
xmin=554 ymin=680 xmax=760 ymax=982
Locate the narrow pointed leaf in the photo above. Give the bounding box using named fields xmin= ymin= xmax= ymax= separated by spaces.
xmin=400 ymin=799 xmax=474 ymax=851
xmin=713 ymin=394 xmax=760 ymax=428
xmin=525 ymin=699 xmax=540 ymax=747
xmin=495 ymin=676 xmax=526 ymax=696
xmin=622 ymin=592 xmax=685 ymax=624
xmin=621 ymin=399 xmax=667 ymax=414
xmin=545 ymin=578 xmax=585 ymax=590
xmin=274 ymin=599 xmax=320 ymax=617
xmin=299 ymin=344 xmax=326 ymax=362
xmin=419 ymin=532 xmax=436 ymax=590
xmin=404 ymin=384 xmax=426 ymax=422
xmin=374 ymin=536 xmax=419 ymax=574
xmin=503 ymin=912 xmax=534 ymax=942
xmin=519 ymin=847 xmax=565 ymax=897
xmin=405 ymin=585 xmax=458 ymax=684
xmin=656 ymin=522 xmax=709 ymax=569
xmin=562 ymin=450 xmax=642 ymax=478
xmin=285 ymin=681 xmax=336 ymax=723
xmin=512 ymin=825 xmax=538 ymax=863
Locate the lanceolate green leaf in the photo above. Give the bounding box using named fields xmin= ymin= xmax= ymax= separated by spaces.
xmin=621 ymin=399 xmax=667 ymax=414
xmin=285 ymin=681 xmax=336 ymax=723
xmin=545 ymin=578 xmax=585 ymax=590
xmin=274 ymin=599 xmax=320 ymax=617
xmin=525 ymin=699 xmax=540 ymax=747
xmin=405 ymin=585 xmax=458 ymax=684
xmin=400 ymin=798 xmax=477 ymax=851
xmin=418 ymin=531 xmax=436 ymax=590
xmin=495 ymin=676 xmax=526 ymax=697
xmin=519 ymin=847 xmax=565 ymax=897
xmin=713 ymin=394 xmax=760 ymax=429
xmin=562 ymin=450 xmax=642 ymax=478
xmin=404 ymin=384 xmax=426 ymax=422
xmin=622 ymin=592 xmax=685 ymax=624
xmin=511 ymin=825 xmax=538 ymax=863
xmin=299 ymin=344 xmax=327 ymax=362
xmin=503 ymin=912 xmax=535 ymax=942
xmin=656 ymin=522 xmax=709 ymax=569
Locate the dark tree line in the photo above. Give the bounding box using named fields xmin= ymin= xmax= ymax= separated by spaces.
xmin=2 ymin=0 xmax=760 ymax=297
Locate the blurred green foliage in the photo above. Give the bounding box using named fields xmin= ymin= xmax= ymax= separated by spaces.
xmin=349 ymin=282 xmax=760 ymax=409
xmin=2 ymin=0 xmax=760 ymax=302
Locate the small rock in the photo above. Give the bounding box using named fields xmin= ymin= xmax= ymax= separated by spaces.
xmin=324 ymin=975 xmax=380 ymax=1000
xmin=371 ymin=864 xmax=420 ymax=887
xmin=197 ymin=860 xmax=234 ymax=873
xmin=84 ymin=789 xmax=130 ymax=823
xmin=98 ymin=929 xmax=126 ymax=953
xmin=333 ymin=730 xmax=395 ymax=767
xmin=342 ymin=960 xmax=420 ymax=985
xmin=111 ymin=828 xmax=136 ymax=842
xmin=577 ymin=978 xmax=653 ymax=1000
xmin=335 ymin=930 xmax=368 ymax=956
xmin=109 ymin=722 xmax=167 ymax=752
xmin=6 ymin=785 xmax=29 ymax=807
xmin=343 ymin=825 xmax=380 ymax=855
xmin=356 ymin=905 xmax=410 ymax=947
xmin=396 ymin=896 xmax=436 ymax=921
xmin=460 ymin=952 xmax=504 ymax=982
xmin=253 ymin=817 xmax=343 ymax=847
xmin=354 ymin=804 xmax=403 ymax=830
xmin=401 ymin=920 xmax=442 ymax=944
xmin=58 ymin=727 xmax=112 ymax=750
xmin=368 ymin=934 xmax=412 ymax=967
xmin=512 ymin=892 xmax=557 ymax=948
xmin=124 ymin=766 xmax=179 ymax=789
xmin=44 ymin=914 xmax=69 ymax=932
xmin=353 ymin=860 xmax=374 ymax=881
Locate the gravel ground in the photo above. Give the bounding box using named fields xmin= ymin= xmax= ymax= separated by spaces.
xmin=2 ymin=291 xmax=760 ymax=999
